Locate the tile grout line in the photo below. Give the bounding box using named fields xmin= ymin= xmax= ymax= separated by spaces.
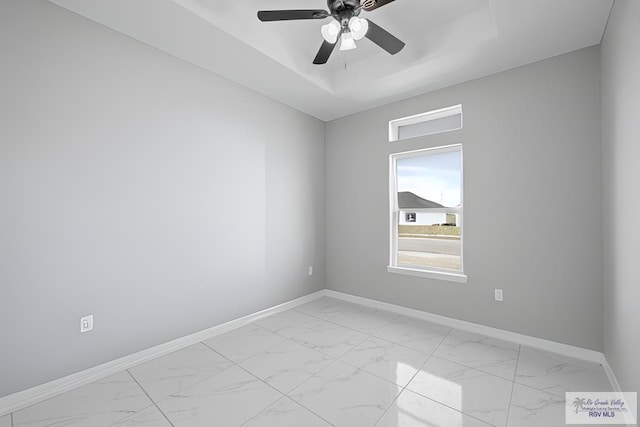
xmin=236 ymin=340 xmax=338 ymax=398
xmin=252 ymin=320 xmax=343 ymax=359
xmin=203 ymin=323 xmax=296 ymax=364
xmin=371 ymin=351 xmax=436 ymax=427
xmin=510 ymin=349 xmax=609 ymax=399
xmin=195 ymin=303 xmax=552 ymax=426
xmin=402 ymin=351 xmax=498 ymax=427
xmin=200 ymin=312 xmax=350 ymax=425
xmin=209 ymin=300 xmax=563 ymax=426
xmin=521 ymin=347 xmax=607 ymax=373
xmin=74 ymin=299 xmax=583 ymax=427
xmin=197 ymin=342 xmax=234 ymax=364
xmin=125 ymin=340 xmax=240 ymax=414
xmin=504 ymin=344 xmax=522 ymax=426
xmin=11 ymin=296 xmax=589 ymax=426
xmin=134 ymin=321 xmax=334 ymax=426
xmin=510 ymin=378 xmax=571 ymax=400
xmin=427 ymin=327 xmax=522 ymax=383
xmin=229 ymin=364 xmax=284 ymax=427
xmin=427 ymin=352 xmax=515 ymax=381
xmin=370 ymin=347 xmax=497 ymax=427
xmin=281 ymin=301 xmax=468 ymax=409
xmin=513 ymin=381 xmax=568 ymax=399
xmin=8 ymin=294 xmax=325 ymax=418
xmin=337 ymin=338 xmax=433 ymax=390
xmin=281 ymin=359 xmax=340 ymax=427
xmin=432 ymin=325 xmax=454 ymax=352
xmin=300 ymin=301 xmax=459 ymax=358
xmin=225 ymin=301 xmax=525 ymax=426
xmin=162 ymin=342 xmax=251 ymax=393
xmin=394 ymin=325 xmax=516 ymax=427
xmin=285 ymin=323 xmax=369 ymax=358
xmin=125 ymin=370 xmax=176 ymax=427
xmin=370 ymin=390 xmax=401 ymax=426
xmin=284 ymin=298 xmax=606 ymax=377
xmin=237 ymin=396 xmax=288 ymax=427
xmin=261 ymin=307 xmax=394 ymax=426
xmin=410 ymin=392 xmax=496 ymax=427
xmin=233 ymin=363 xmax=336 ymax=427
xmin=366 ymin=319 xmax=452 ymax=359
xmin=219 ymin=300 xmax=596 ymax=425
xmin=276 ymin=308 xmax=423 ymax=426
xmin=131 ymin=339 xmax=293 ymax=427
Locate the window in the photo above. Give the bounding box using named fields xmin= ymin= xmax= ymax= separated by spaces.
xmin=389 ymin=104 xmax=462 ymax=142
xmin=389 ymin=144 xmax=466 ymax=282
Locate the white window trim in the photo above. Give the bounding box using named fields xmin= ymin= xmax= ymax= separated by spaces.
xmin=387 ymin=266 xmax=468 ymax=283
xmin=389 ymin=104 xmax=462 ymax=142
xmin=389 ymin=143 xmax=467 ymax=283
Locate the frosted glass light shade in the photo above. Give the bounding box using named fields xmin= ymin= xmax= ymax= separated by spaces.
xmin=321 ymin=20 xmax=341 ymax=44
xmin=339 ymin=32 xmax=357 ymax=51
xmin=348 ymin=17 xmax=369 ymax=40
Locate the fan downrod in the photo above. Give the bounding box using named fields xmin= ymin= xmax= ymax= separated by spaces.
xmin=327 ymin=0 xmax=361 ymax=28
xmin=327 ymin=0 xmax=359 ymax=14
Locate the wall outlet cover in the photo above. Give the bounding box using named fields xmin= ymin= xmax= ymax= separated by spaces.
xmin=80 ymin=315 xmax=94 ymax=333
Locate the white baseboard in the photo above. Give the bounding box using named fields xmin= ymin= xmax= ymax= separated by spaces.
xmin=0 ymin=290 xmax=325 ymax=417
xmin=324 ymin=291 xmax=631 ymax=419
xmin=602 ymin=359 xmax=624 ymax=393
xmin=601 ymin=361 xmax=637 ymax=426
xmin=2 ymin=288 xmax=626 ymax=419
xmin=322 ymin=290 xmax=610 ymax=366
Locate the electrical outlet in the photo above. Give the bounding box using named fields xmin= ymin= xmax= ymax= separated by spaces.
xmin=80 ymin=315 xmax=94 ymax=333
xmin=308 ymin=265 xmax=313 ymax=276
xmin=494 ymin=289 xmax=503 ymax=302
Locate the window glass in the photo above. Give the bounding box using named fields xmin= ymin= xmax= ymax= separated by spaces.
xmin=391 ymin=145 xmax=463 ymax=273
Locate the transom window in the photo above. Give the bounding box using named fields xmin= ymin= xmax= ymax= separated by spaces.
xmin=389 ymin=104 xmax=462 ymax=142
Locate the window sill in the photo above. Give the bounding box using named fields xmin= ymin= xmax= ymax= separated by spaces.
xmin=387 ymin=266 xmax=468 ymax=283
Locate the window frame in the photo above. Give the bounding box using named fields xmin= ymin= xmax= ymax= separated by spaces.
xmin=388 ymin=144 xmax=467 ymax=283
xmin=389 ymin=104 xmax=463 ymax=142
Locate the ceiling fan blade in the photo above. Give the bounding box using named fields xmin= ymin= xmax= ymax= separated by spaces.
xmin=361 ymin=0 xmax=396 ymax=12
xmin=257 ymin=10 xmax=329 ymax=22
xmin=313 ymin=33 xmax=341 ymax=65
xmin=365 ymin=19 xmax=405 ymax=55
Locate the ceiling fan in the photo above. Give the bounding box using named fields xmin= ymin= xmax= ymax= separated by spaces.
xmin=257 ymin=0 xmax=405 ymax=65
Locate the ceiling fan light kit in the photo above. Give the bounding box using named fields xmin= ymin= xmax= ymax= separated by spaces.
xmin=348 ymin=16 xmax=369 ymax=40
xmin=339 ymin=32 xmax=357 ymax=51
xmin=257 ymin=0 xmax=404 ymax=64
xmin=321 ymin=20 xmax=341 ymax=44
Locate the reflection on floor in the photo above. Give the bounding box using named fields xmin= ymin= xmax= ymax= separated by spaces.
xmin=6 ymin=297 xmax=612 ymax=427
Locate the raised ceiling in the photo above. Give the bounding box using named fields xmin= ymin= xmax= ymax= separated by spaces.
xmin=50 ymin=0 xmax=613 ymax=121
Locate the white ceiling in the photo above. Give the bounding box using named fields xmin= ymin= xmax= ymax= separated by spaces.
xmin=50 ymin=0 xmax=613 ymax=121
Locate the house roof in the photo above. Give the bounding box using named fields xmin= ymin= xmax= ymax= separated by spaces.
xmin=398 ymin=192 xmax=444 ymax=209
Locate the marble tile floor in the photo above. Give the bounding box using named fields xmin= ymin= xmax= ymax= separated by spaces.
xmin=5 ymin=297 xmax=612 ymax=427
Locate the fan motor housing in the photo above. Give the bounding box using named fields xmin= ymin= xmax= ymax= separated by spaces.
xmin=327 ymin=0 xmax=359 ymax=14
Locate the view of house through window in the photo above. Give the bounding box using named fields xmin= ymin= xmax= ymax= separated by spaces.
xmin=390 ymin=145 xmax=463 ymax=273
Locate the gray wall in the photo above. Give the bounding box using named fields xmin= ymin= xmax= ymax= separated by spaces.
xmin=601 ymin=0 xmax=640 ymax=392
xmin=326 ymin=46 xmax=603 ymax=351
xmin=0 ymin=1 xmax=325 ymax=397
